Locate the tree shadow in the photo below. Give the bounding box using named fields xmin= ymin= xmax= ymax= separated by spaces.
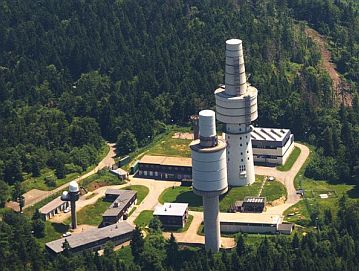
xmin=51 ymin=222 xmax=69 ymax=233
xmin=347 ymin=185 xmax=359 ymax=199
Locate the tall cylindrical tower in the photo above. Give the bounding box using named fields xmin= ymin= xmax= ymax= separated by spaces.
xmin=61 ymin=181 xmax=80 ymax=229
xmin=190 ymin=110 xmax=228 ymax=252
xmin=215 ymin=39 xmax=258 ymax=186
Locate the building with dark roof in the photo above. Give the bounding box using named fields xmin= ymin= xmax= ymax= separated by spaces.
xmin=45 ymin=222 xmax=134 ymax=255
xmin=102 ymin=189 xmax=137 ymax=226
xmin=234 ymin=197 xmax=266 ymax=213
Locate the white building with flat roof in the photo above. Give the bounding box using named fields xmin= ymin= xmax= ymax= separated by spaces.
xmin=154 ymin=203 xmax=189 ymax=228
xmin=220 ymin=213 xmax=283 ymax=234
xmin=251 ymin=127 xmax=294 ymax=166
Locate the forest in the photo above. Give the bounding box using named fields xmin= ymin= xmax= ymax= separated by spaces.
xmin=0 ymin=0 xmax=358 ymax=269
xmin=1 ymin=195 xmax=359 ymax=271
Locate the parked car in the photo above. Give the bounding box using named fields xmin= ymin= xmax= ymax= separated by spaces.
xmin=62 ymin=232 xmax=72 ymax=237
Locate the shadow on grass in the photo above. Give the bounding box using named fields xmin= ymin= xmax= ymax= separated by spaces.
xmin=176 ymin=191 xmax=202 ymax=208
xmin=52 ymin=222 xmax=70 ymax=233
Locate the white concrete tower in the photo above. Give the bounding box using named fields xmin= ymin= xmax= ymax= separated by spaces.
xmin=215 ymin=39 xmax=258 ymax=186
xmin=190 ymin=110 xmax=228 ymax=252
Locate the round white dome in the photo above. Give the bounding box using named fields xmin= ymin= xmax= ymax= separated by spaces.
xmin=62 ymin=191 xmax=68 ymax=197
xmin=69 ymin=181 xmax=79 ymax=192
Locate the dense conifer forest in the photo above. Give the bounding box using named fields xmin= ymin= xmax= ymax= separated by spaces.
xmin=0 ymin=0 xmax=359 ymax=269
xmin=1 ymin=196 xmax=359 ymax=271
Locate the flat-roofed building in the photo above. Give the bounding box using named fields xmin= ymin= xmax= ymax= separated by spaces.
xmin=109 ymin=168 xmax=129 ymax=181
xmin=220 ymin=213 xmax=283 ymax=234
xmin=39 ymin=196 xmax=69 ymax=220
xmin=240 ymin=196 xmax=266 ymax=213
xmin=154 ymin=203 xmax=189 ymax=228
xmin=45 ymin=222 xmax=134 ymax=255
xmin=102 ymin=190 xmax=137 ymax=226
xmin=137 ymin=155 xmax=192 ymax=181
xmin=251 ymin=127 xmax=294 ymax=166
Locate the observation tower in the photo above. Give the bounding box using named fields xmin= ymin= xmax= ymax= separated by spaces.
xmin=215 ymin=39 xmax=258 ymax=186
xmin=190 ymin=110 xmax=228 ymax=252
xmin=61 ymin=181 xmax=80 ymax=229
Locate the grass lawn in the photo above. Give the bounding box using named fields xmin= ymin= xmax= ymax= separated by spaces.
xmin=21 ymin=142 xmax=110 ymax=193
xmin=159 ymin=186 xmax=203 ymax=211
xmin=134 ymin=210 xmax=154 ymax=227
xmin=79 ymin=170 xmax=124 ymax=192
xmin=277 ymin=146 xmax=301 ymax=171
xmin=123 ymin=185 xmax=149 ymax=204
xmin=122 ymin=126 xmax=191 ymax=171
xmin=65 ymin=197 xmax=112 ymax=226
xmin=158 ymin=176 xmax=265 ymax=213
xmin=219 ymin=176 xmax=264 ymax=212
xmin=260 ymin=180 xmax=287 ymax=202
xmin=36 ymin=221 xmax=69 ymax=248
xmin=283 ymin=145 xmax=359 ymax=227
xmin=146 ymin=136 xmax=192 ymax=158
xmin=163 ymin=215 xmax=193 ymax=233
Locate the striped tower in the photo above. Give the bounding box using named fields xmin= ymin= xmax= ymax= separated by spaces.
xmin=214 ymin=39 xmax=258 ymax=186
xmin=190 ymin=110 xmax=228 ymax=252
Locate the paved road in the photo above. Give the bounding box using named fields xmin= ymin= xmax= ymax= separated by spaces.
xmin=48 ymin=143 xmax=310 ymax=249
xmin=22 ymin=142 xmax=116 ymax=209
xmin=51 ymin=177 xmax=180 ymax=224
xmin=256 ymin=143 xmax=310 ymax=214
xmin=163 ymin=143 xmax=310 ymax=248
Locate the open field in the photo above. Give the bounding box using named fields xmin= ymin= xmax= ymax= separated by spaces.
xmin=122 ymin=126 xmax=191 ymax=171
xmin=159 ymin=186 xmax=202 ymax=211
xmin=158 ymin=176 xmax=267 ymax=212
xmin=219 ymin=176 xmax=264 ymax=212
xmin=261 ymin=180 xmax=287 ymax=202
xmin=277 ymin=146 xmax=301 ymax=171
xmin=284 ymin=145 xmax=359 ymax=226
xmin=79 ymin=169 xmax=124 ymax=191
xmin=134 ymin=210 xmax=154 ymax=227
xmin=123 ymin=185 xmax=149 ymax=204
xmin=65 ymin=197 xmax=112 ymax=226
xmin=146 ymin=136 xmax=192 ymax=157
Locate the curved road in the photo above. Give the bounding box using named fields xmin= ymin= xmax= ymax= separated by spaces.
xmin=48 ymin=143 xmax=310 ymax=249
xmin=164 ymin=143 xmax=310 ymax=248
xmin=22 ymin=143 xmax=117 ymax=209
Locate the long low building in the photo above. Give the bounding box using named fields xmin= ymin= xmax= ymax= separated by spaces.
xmin=39 ymin=196 xmax=69 ymax=220
xmin=102 ymin=189 xmax=137 ymax=226
xmin=220 ymin=213 xmax=293 ymax=234
xmin=135 ymin=128 xmax=294 ymax=181
xmin=45 ymin=222 xmax=134 ymax=255
xmin=251 ymin=127 xmax=294 ymax=166
xmin=137 ymin=155 xmax=192 ymax=180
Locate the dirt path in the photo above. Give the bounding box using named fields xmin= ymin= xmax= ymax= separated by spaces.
xmin=22 ymin=142 xmax=116 ymax=210
xmin=305 ymin=27 xmax=352 ymax=106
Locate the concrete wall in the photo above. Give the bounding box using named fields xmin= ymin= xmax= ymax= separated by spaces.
xmin=220 ymin=222 xmax=278 ymax=234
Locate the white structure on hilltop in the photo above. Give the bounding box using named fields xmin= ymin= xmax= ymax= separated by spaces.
xmin=215 ymin=39 xmax=258 ymax=186
xmin=190 ymin=110 xmax=228 ymax=252
xmin=251 ymin=127 xmax=294 ymax=166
